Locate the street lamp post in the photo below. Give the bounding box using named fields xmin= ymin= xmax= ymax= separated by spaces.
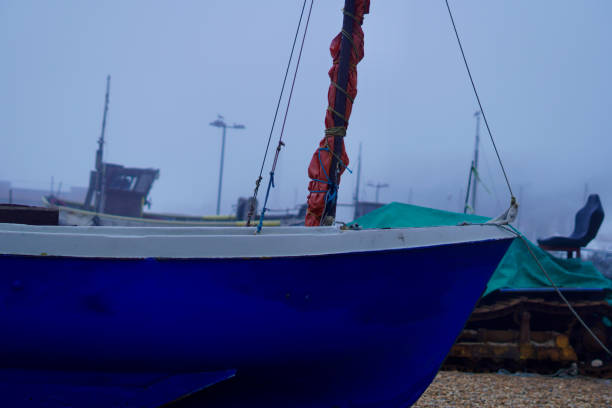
xmin=209 ymin=115 xmax=245 ymax=215
xmin=367 ymin=181 xmax=389 ymax=203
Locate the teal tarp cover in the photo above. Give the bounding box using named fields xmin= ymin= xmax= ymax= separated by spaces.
xmin=352 ymin=202 xmax=612 ymax=304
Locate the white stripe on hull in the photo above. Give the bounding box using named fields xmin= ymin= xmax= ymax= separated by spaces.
xmin=0 ymin=224 xmax=514 ymax=259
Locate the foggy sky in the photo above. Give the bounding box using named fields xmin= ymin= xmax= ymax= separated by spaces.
xmin=1 ymin=1 xmax=611 ymax=241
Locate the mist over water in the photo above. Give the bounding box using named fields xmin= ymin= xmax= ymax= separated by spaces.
xmin=1 ymin=1 xmax=611 ymax=244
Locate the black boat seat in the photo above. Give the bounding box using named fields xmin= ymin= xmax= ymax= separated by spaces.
xmin=537 ymin=194 xmax=604 ymax=258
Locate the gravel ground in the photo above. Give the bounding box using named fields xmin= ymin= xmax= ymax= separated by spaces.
xmin=413 ymin=370 xmax=612 ymax=408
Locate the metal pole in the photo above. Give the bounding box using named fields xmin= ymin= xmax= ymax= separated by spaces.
xmin=367 ymin=181 xmax=388 ymax=204
xmin=470 ymin=111 xmax=480 ymax=213
xmin=517 ymin=184 xmax=524 ymax=230
xmin=463 ymin=160 xmax=474 ymax=214
xmin=95 ymin=75 xmax=111 ymax=214
xmin=353 ymin=142 xmax=362 ymax=220
xmin=216 ymin=124 xmax=226 ymax=215
xmin=210 ymin=116 xmax=244 ymax=215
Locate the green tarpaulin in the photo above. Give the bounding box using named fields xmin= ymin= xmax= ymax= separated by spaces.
xmin=351 ymin=202 xmax=612 ymax=304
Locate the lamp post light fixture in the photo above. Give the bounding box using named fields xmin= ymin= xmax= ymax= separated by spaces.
xmin=367 ymin=181 xmax=389 ymax=204
xmin=209 ymin=115 xmax=245 ymax=215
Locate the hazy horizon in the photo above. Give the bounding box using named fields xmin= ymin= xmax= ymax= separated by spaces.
xmin=2 ymin=1 xmax=611 ymax=242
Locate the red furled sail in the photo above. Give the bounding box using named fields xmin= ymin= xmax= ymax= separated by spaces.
xmin=305 ymin=0 xmax=369 ymax=226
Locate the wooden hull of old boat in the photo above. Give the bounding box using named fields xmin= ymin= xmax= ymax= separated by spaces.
xmin=42 ymin=196 xmax=284 ymax=227
xmin=0 ymin=224 xmax=514 ymax=407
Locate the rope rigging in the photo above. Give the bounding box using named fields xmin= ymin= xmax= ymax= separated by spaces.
xmin=256 ymin=0 xmax=315 ymax=233
xmin=444 ymin=0 xmax=515 ymax=200
xmin=444 ymin=0 xmax=610 ymax=357
xmin=246 ymin=0 xmax=309 ymax=227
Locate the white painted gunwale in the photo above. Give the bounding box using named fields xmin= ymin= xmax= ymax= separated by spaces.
xmin=0 ymin=223 xmax=514 ymax=259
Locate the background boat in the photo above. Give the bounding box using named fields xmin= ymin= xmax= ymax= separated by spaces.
xmin=43 ymin=195 xmax=290 ymax=227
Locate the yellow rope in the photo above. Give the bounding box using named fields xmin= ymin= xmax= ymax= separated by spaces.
xmin=341 ymin=29 xmax=360 ymax=60
xmin=341 ymin=8 xmax=361 ymax=23
xmin=321 ymin=138 xmax=350 ymax=169
xmin=327 ymin=106 xmax=347 ymax=123
xmin=325 ymin=126 xmax=347 ymax=137
xmin=332 ymin=81 xmax=354 ymax=103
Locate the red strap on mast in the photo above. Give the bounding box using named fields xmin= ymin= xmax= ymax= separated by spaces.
xmin=305 ymin=0 xmax=369 ymax=226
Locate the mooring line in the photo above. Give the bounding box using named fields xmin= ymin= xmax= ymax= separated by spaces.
xmin=444 ymin=0 xmax=514 ymax=199
xmin=444 ymin=0 xmax=611 ymax=358
xmin=500 ymin=225 xmax=612 ymax=357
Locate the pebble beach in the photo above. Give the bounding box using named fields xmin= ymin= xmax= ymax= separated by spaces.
xmin=413 ymin=371 xmax=612 ymax=408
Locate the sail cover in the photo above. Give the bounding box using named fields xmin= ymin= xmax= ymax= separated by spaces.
xmin=305 ymin=0 xmax=370 ymax=226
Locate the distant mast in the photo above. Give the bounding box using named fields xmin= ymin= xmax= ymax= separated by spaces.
xmin=463 ymin=111 xmax=480 ymax=214
xmin=470 ymin=111 xmax=481 ymax=213
xmin=94 ymin=75 xmax=111 ymax=214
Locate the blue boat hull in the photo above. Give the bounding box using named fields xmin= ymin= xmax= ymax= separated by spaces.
xmin=0 ymin=237 xmax=513 ymax=407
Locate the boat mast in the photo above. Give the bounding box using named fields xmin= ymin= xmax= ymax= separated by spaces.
xmin=94 ymin=75 xmax=110 ymax=214
xmin=470 ymin=111 xmax=481 ymax=213
xmin=463 ymin=111 xmax=480 ymax=214
xmin=322 ymin=0 xmax=355 ymax=224
xmin=305 ymin=0 xmax=369 ymax=226
xmin=463 ymin=160 xmax=474 ymax=214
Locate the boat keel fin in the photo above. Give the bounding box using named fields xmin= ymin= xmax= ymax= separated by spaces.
xmin=0 ymin=368 xmax=236 ymax=407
